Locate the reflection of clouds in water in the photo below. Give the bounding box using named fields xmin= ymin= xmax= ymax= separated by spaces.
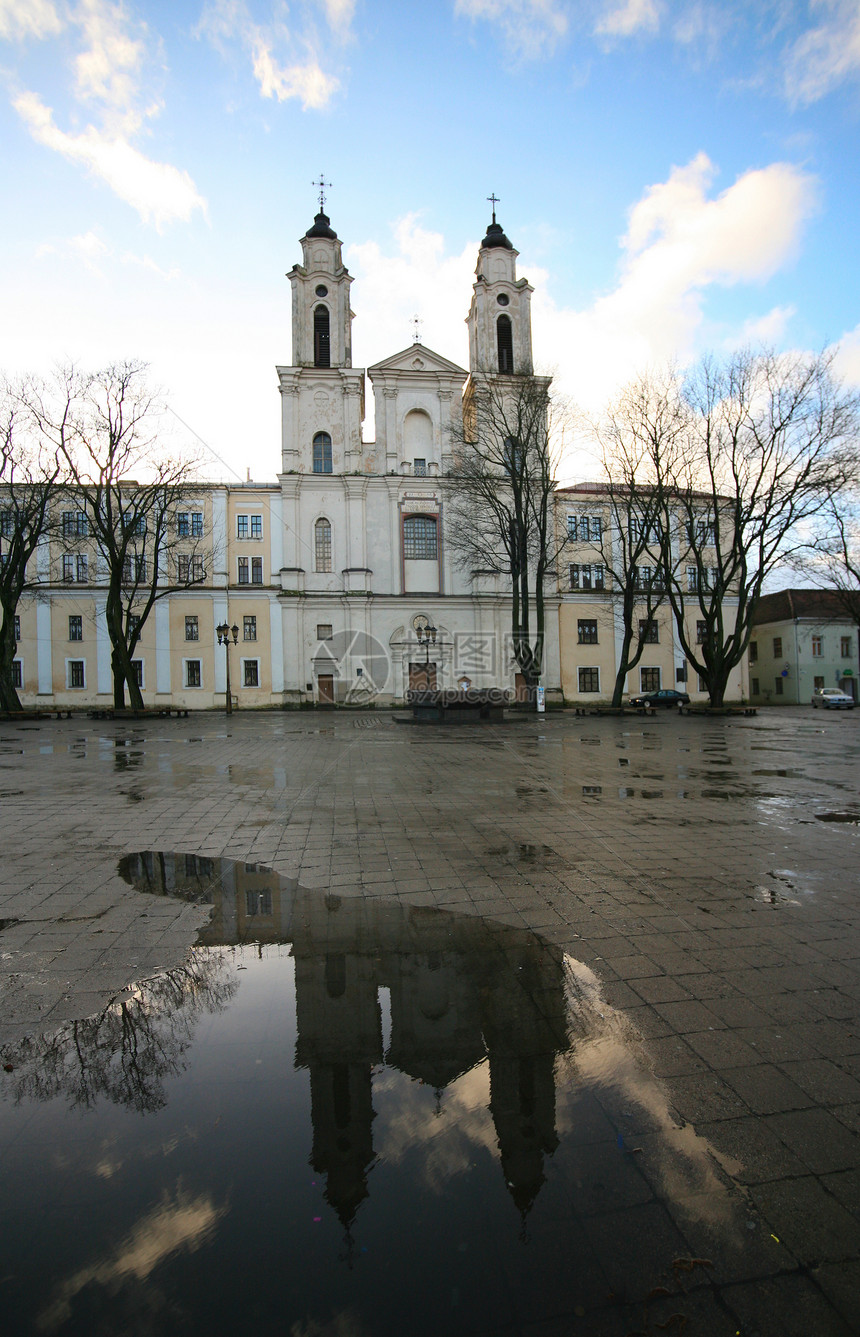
xmin=560 ymin=955 xmax=737 ymax=1229
xmin=374 ymin=1062 xmax=497 ymax=1192
xmin=37 ymin=1186 xmax=227 ymax=1333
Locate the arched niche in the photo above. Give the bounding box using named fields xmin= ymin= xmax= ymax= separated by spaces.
xmin=403 ymin=408 xmax=434 ymax=466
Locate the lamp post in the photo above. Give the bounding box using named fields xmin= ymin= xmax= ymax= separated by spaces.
xmin=416 ymin=622 xmax=436 ymax=688
xmin=216 ymin=622 xmax=239 ymax=714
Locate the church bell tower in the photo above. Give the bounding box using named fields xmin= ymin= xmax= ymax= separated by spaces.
xmin=466 ymin=201 xmax=535 ymax=377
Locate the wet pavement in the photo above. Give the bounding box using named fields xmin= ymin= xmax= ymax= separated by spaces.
xmin=0 ymin=708 xmax=859 ymax=1335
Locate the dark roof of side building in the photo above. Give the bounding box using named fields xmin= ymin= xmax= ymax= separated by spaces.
xmin=753 ymin=588 xmax=860 ymax=625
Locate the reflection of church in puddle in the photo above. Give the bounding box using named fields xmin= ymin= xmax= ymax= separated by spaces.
xmin=121 ymin=854 xmax=569 ymax=1226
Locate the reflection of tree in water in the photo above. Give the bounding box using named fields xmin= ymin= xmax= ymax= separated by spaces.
xmin=0 ymin=955 xmax=237 ymax=1115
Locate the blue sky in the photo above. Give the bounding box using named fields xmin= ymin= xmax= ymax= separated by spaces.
xmin=2 ymin=0 xmax=859 ymax=483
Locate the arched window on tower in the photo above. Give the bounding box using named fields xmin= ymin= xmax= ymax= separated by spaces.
xmin=314 ymin=518 xmax=332 ymax=572
xmin=313 ymin=432 xmax=332 ymax=474
xmin=313 ymin=305 xmax=330 ymax=367
xmin=497 ymin=314 xmax=513 ymax=374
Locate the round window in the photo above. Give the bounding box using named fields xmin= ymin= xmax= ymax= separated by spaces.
xmin=496 ymin=293 xmax=510 ymax=306
xmin=315 ymin=284 xmax=328 ymax=297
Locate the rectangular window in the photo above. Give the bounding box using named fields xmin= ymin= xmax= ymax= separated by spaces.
xmin=317 ymin=623 xmax=333 ymax=641
xmin=131 ymin=515 xmax=146 ymax=536
xmin=12 ymin=660 xmax=22 ymax=688
xmin=402 ymin=516 xmax=437 ymax=560
xmin=68 ymin=660 xmax=85 ymax=689
xmin=696 ymin=620 xmax=707 ymax=645
xmin=122 ymin=554 xmax=146 ymax=584
xmin=639 ymin=620 xmax=658 ymax=644
xmin=131 ymin=660 xmax=143 ymax=686
xmin=236 ymin=515 xmax=249 ymax=539
xmin=566 ymin=515 xmax=577 ymax=540
xmin=243 ymin=615 xmax=257 ymax=642
xmin=62 ymin=511 xmax=88 ymax=537
xmin=748 ymin=640 xmax=758 ymax=663
xmin=191 ymin=512 xmax=203 ymax=537
xmin=250 ymin=514 xmax=262 ymax=539
xmin=0 ymin=510 xmax=14 ymax=537
xmin=698 ymin=674 xmax=708 ymax=692
xmin=578 ymin=667 xmax=600 ymax=693
xmin=751 ymin=677 xmax=760 ymax=696
xmin=686 ymin=566 xmax=698 ymax=592
xmin=676 ymin=665 xmax=687 ymax=682
xmin=811 ymin=635 xmax=823 ymax=658
xmin=13 ymin=615 xmax=20 ymax=641
xmin=243 ymin=660 xmax=259 ymax=687
xmin=569 ymin=563 xmax=580 ymax=590
xmin=185 ymin=659 xmax=201 ymax=688
xmin=569 ymin=564 xmax=604 ymax=591
xmin=251 ymin=557 xmax=263 ymax=584
xmin=814 ymin=675 xmax=825 ymax=690
xmin=413 ymin=459 xmax=427 ymax=476
xmin=177 ymin=512 xmax=190 ymax=537
xmin=775 ymin=676 xmax=784 ymax=696
xmin=245 ymin=889 xmax=272 ymax=916
xmin=578 ymin=619 xmax=598 ymax=645
xmin=69 ymin=615 xmax=83 ymax=642
xmin=630 ymin=517 xmax=662 ymax=545
xmin=841 ymin=636 xmax=852 ymax=657
xmin=773 ymin=636 xmax=782 ymax=658
xmin=237 ymin=558 xmax=249 ymax=584
xmin=641 ymin=666 xmax=661 ymax=692
xmin=191 ymin=556 xmax=204 ymax=583
xmin=185 ymin=616 xmax=199 ymax=642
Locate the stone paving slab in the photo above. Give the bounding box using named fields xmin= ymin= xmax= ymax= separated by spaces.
xmin=0 ymin=705 xmax=859 ymax=1334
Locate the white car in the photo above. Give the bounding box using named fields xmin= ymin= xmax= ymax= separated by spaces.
xmin=812 ymin=688 xmax=855 ymax=709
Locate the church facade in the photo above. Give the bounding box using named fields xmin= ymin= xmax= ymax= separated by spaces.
xmin=9 ymin=209 xmax=562 ymax=710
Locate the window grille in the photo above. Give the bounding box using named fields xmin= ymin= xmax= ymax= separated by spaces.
xmin=403 ymin=515 xmax=437 ymax=560
xmin=315 ymin=518 xmax=332 ymax=572
xmin=313 ymin=432 xmax=332 ymax=474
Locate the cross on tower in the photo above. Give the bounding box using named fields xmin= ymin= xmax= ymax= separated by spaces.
xmin=412 ymin=314 xmax=423 ymax=345
xmin=487 ymin=192 xmax=500 ymax=223
xmin=312 ymin=174 xmax=331 ymax=212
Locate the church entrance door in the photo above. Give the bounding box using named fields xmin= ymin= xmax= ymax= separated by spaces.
xmin=317 ymin=675 xmax=335 ymax=705
xmin=409 ymin=662 xmax=437 ymax=692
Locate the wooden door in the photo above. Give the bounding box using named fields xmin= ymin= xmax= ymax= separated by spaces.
xmin=317 ymin=674 xmax=335 ymax=705
xmin=409 ymin=662 xmax=437 ymax=692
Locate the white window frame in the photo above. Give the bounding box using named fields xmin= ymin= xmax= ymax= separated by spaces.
xmin=241 ymin=657 xmax=261 ymax=688
xmin=183 ymin=658 xmax=203 ymax=689
xmin=640 ymin=666 xmax=661 ymax=693
xmin=66 ymin=658 xmax=86 ymax=689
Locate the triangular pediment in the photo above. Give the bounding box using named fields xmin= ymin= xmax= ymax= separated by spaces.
xmin=368 ymin=343 xmax=467 ymax=377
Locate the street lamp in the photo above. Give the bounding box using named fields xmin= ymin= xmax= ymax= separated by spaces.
xmin=416 ymin=622 xmax=436 ymax=687
xmin=216 ymin=622 xmax=239 ymax=714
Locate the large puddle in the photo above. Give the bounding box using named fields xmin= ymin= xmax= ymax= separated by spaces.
xmin=1 ymin=856 xmax=758 ymax=1335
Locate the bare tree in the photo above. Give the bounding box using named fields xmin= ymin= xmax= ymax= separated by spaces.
xmin=582 ymin=372 xmax=686 ymax=706
xmin=655 ymin=349 xmax=858 ymax=706
xmin=20 ymin=362 xmax=206 ymax=710
xmin=801 ymin=492 xmax=860 ymax=626
xmin=0 ymin=382 xmax=62 ymax=712
xmin=447 ymin=373 xmax=566 ymax=698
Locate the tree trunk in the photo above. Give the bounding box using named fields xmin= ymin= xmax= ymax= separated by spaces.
xmin=0 ymin=609 xmax=22 ymax=712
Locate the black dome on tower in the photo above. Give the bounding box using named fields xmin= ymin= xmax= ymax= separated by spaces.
xmin=306 ymin=210 xmax=338 ymax=240
xmin=481 ymin=220 xmax=513 ymax=250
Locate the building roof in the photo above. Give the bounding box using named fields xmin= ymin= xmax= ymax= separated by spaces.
xmin=753 ymin=588 xmax=860 ymax=625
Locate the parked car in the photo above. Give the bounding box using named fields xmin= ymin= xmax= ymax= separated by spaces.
xmin=812 ymin=688 xmax=855 ymax=709
xmin=628 ymin=689 xmax=691 ymax=709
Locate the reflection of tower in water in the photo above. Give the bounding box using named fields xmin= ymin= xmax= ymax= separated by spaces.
xmin=118 ymin=855 xmax=572 ymax=1225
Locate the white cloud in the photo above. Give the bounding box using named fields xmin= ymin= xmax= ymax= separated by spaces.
xmin=0 ymin=0 xmax=63 ymax=41
xmin=72 ymin=0 xmax=147 ymax=118
xmin=252 ymin=38 xmax=339 ymax=109
xmin=316 ymin=0 xmax=355 ymax=38
xmin=595 ymin=0 xmax=660 ymax=39
xmin=198 ymin=0 xmax=342 ymax=108
xmin=530 ymin=153 xmax=818 ymax=419
xmin=454 ymin=0 xmax=569 ymax=60
xmin=833 ymin=322 xmax=860 ymax=389
xmin=3 ymin=1 xmax=207 ymax=227
xmin=784 ymin=0 xmax=860 ymax=104
xmin=15 ymin=91 xmax=207 ymax=229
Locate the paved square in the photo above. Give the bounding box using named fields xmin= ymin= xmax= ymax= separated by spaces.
xmin=1 ymin=706 xmax=858 ymax=1334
